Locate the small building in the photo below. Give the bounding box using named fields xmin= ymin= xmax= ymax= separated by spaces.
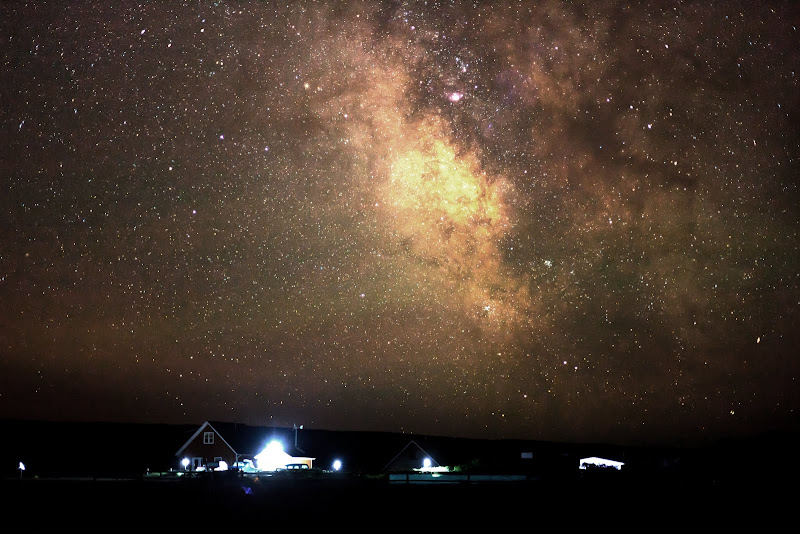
xmin=175 ymin=421 xmax=239 ymax=470
xmin=383 ymin=440 xmax=443 ymax=472
xmin=175 ymin=421 xmax=315 ymax=471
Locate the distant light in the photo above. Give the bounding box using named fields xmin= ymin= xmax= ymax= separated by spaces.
xmin=423 ymin=458 xmax=432 ymax=468
xmin=181 ymin=458 xmax=190 ymax=469
xmin=579 ymin=457 xmax=624 ymax=470
xmin=416 ymin=465 xmax=449 ymax=473
xmin=215 ymin=460 xmax=228 ymax=471
xmin=18 ymin=462 xmax=25 ymax=471
xmin=333 ymin=459 xmax=342 ymax=471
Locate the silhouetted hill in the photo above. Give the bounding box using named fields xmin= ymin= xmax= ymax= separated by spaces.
xmin=2 ymin=419 xmax=797 ymax=483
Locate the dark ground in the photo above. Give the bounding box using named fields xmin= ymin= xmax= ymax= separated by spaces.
xmin=2 ymin=419 xmax=796 ymax=526
xmin=0 ymin=472 xmax=791 ymax=527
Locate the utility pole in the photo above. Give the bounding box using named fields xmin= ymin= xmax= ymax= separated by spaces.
xmin=293 ymin=423 xmax=304 ymax=453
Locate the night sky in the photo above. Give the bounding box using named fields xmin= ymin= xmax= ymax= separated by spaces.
xmin=2 ymin=1 xmax=798 ymax=445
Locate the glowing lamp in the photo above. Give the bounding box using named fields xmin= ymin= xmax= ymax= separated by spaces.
xmin=332 ymin=459 xmax=342 ymax=471
xmin=18 ymin=462 xmax=25 ymax=471
xmin=255 ymin=440 xmax=291 ymax=471
xmin=181 ymin=458 xmax=190 ymax=470
xmin=423 ymin=458 xmax=432 ymax=469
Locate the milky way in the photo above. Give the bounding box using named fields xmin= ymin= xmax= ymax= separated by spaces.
xmin=1 ymin=1 xmax=798 ymax=444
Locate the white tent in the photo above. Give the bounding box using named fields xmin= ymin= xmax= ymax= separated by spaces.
xmin=579 ymin=457 xmax=624 ymax=470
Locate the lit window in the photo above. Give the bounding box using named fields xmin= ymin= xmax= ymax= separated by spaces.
xmin=203 ymin=432 xmax=214 ymax=444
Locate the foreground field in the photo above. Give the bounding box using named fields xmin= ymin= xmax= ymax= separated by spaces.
xmin=1 ymin=473 xmax=789 ymax=527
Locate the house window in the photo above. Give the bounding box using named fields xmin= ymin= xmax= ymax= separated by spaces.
xmin=203 ymin=431 xmax=215 ymax=444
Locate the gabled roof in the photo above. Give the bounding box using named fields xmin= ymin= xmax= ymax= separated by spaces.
xmin=203 ymin=421 xmax=275 ymax=456
xmin=175 ymin=421 xmax=237 ymax=457
xmin=383 ymin=440 xmax=441 ymax=472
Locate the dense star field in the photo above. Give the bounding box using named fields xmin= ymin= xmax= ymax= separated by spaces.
xmin=1 ymin=1 xmax=798 ymax=444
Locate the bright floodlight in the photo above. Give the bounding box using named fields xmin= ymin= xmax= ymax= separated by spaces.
xmin=215 ymin=460 xmax=228 ymax=471
xmin=181 ymin=458 xmax=190 ymax=469
xmin=255 ymin=440 xmax=291 ymax=471
xmin=18 ymin=462 xmax=25 ymax=471
xmin=423 ymin=458 xmax=432 ymax=468
xmin=332 ymin=459 xmax=342 ymax=471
